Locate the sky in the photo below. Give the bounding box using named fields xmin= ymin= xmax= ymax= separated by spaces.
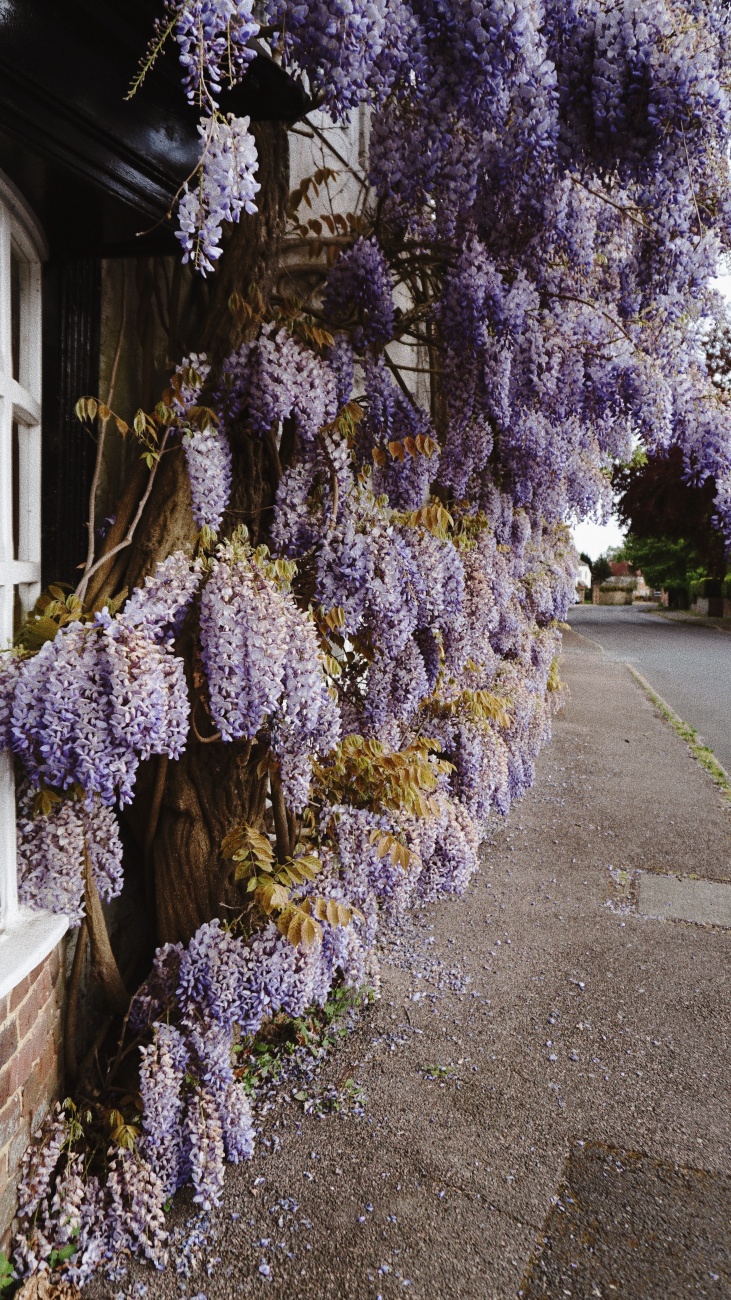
xmin=571 ymin=515 xmax=625 ymax=561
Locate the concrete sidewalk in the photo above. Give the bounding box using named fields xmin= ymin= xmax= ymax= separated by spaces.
xmin=91 ymin=631 xmax=731 ymax=1299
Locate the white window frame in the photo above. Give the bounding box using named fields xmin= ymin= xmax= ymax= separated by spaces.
xmin=0 ymin=173 xmax=68 ymax=999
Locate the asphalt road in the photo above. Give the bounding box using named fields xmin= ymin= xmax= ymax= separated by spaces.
xmin=568 ymin=603 xmax=731 ymax=774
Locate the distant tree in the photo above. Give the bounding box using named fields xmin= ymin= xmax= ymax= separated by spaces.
xmin=579 ymin=551 xmax=592 ymax=569
xmin=592 ymin=554 xmax=612 ymax=584
xmin=621 ymin=535 xmax=700 ymax=601
xmin=614 ymin=446 xmax=726 ymax=579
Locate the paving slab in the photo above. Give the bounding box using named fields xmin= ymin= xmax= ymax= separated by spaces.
xmin=638 ymin=870 xmax=731 ymax=929
xmin=520 ymin=1142 xmax=731 ymax=1298
xmin=87 ymin=630 xmax=731 ymax=1300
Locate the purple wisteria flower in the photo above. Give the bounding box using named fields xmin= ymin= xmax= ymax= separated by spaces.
xmin=183 ymin=429 xmax=233 ymax=531
xmin=177 ymin=115 xmax=260 ymax=274
xmin=175 ymin=0 xmax=258 ymax=108
xmin=323 ymin=238 xmax=395 ymax=350
xmin=139 ymin=1023 xmax=190 ymax=1197
xmin=8 ymin=611 xmax=189 ymax=807
xmin=16 ymin=786 xmax=124 ymax=927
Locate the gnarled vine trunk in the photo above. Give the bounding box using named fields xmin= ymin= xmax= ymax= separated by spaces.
xmin=95 ymin=122 xmax=291 ymax=945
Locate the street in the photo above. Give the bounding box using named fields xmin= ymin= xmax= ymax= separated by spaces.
xmin=568 ymin=604 xmax=731 ymax=774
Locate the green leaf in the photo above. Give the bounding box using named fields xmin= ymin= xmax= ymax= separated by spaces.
xmin=0 ymin=1252 xmax=15 ymax=1294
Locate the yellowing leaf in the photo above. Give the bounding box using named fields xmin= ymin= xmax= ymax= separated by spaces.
xmin=256 ymin=881 xmax=289 ymax=914
xmin=279 ymin=909 xmax=300 ymax=941
xmin=301 ymin=915 xmax=320 ymax=947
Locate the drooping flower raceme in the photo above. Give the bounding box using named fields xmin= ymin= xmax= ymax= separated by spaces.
xmin=217 ymin=325 xmax=338 ymax=441
xmin=323 ymin=238 xmax=395 ymax=350
xmin=177 ymin=114 xmax=260 ymax=275
xmin=198 ymin=541 xmax=291 ymax=741
xmin=175 ymin=0 xmax=259 ymax=108
xmin=16 ymin=786 xmax=124 ymax=928
xmin=5 ymin=611 xmax=189 ymax=807
xmin=167 ymin=351 xmax=234 ymax=532
xmin=183 ymin=428 xmax=233 ymax=531
xmin=121 ymin=550 xmax=201 ymax=644
xmin=199 ymin=539 xmax=339 ymax=804
xmin=269 ymin=604 xmax=342 ymax=810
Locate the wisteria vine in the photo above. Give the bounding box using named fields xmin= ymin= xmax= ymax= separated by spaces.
xmin=5 ymin=0 xmax=731 ymax=1287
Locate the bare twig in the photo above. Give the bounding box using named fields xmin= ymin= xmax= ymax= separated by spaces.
xmin=385 ymin=361 xmax=443 ymax=376
xmin=82 ymin=459 xmax=149 ymax=609
xmin=302 ymin=118 xmax=369 ymax=191
xmin=543 ymin=293 xmax=637 ymax=347
xmin=383 ymin=351 xmax=421 ymax=404
xmin=681 ymin=123 xmax=705 ymax=237
xmin=75 ymin=429 xmax=171 ymax=605
xmin=191 ymin=698 xmax=222 ymax=744
xmin=571 ymin=175 xmax=649 ymax=230
xmin=79 ymin=267 xmax=128 ymax=604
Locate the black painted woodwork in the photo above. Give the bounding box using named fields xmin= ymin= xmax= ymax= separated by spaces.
xmin=1 ymin=2 xmax=306 ymax=584
xmin=41 ymin=259 xmax=101 ymax=588
xmin=0 ymin=1 xmax=308 ymax=256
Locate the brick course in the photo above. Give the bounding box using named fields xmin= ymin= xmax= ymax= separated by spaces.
xmin=0 ymin=942 xmax=66 ymax=1250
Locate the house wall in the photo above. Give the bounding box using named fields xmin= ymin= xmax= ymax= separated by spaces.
xmin=0 ymin=942 xmax=66 ymax=1247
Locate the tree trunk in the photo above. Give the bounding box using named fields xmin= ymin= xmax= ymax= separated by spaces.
xmin=104 ymin=122 xmax=291 ymax=946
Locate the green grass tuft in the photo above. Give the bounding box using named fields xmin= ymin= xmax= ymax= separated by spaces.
xmin=627 ymin=666 xmax=731 ymax=804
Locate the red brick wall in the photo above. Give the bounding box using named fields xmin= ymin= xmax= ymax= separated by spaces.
xmin=0 ymin=944 xmax=66 ymax=1247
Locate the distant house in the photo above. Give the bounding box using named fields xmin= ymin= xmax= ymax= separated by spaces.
xmin=592 ymin=575 xmax=636 ymax=605
xmin=575 ymin=561 xmax=591 ymax=601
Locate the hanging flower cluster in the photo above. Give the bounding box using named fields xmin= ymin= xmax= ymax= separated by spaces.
xmin=322 ymin=238 xmax=396 ymax=350
xmin=14 ymin=1108 xmax=169 ymax=1285
xmin=16 ymin=786 xmax=124 ymax=928
xmin=199 ymin=534 xmax=340 ymax=806
xmin=175 ymin=0 xmax=258 ymax=108
xmin=2 ymin=611 xmax=189 ymax=808
xmin=177 ymin=114 xmax=260 ymax=274
xmin=216 ymin=324 xmax=339 ymax=440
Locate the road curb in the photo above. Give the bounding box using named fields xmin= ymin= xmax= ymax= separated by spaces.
xmin=626 ymin=663 xmax=731 ymax=802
